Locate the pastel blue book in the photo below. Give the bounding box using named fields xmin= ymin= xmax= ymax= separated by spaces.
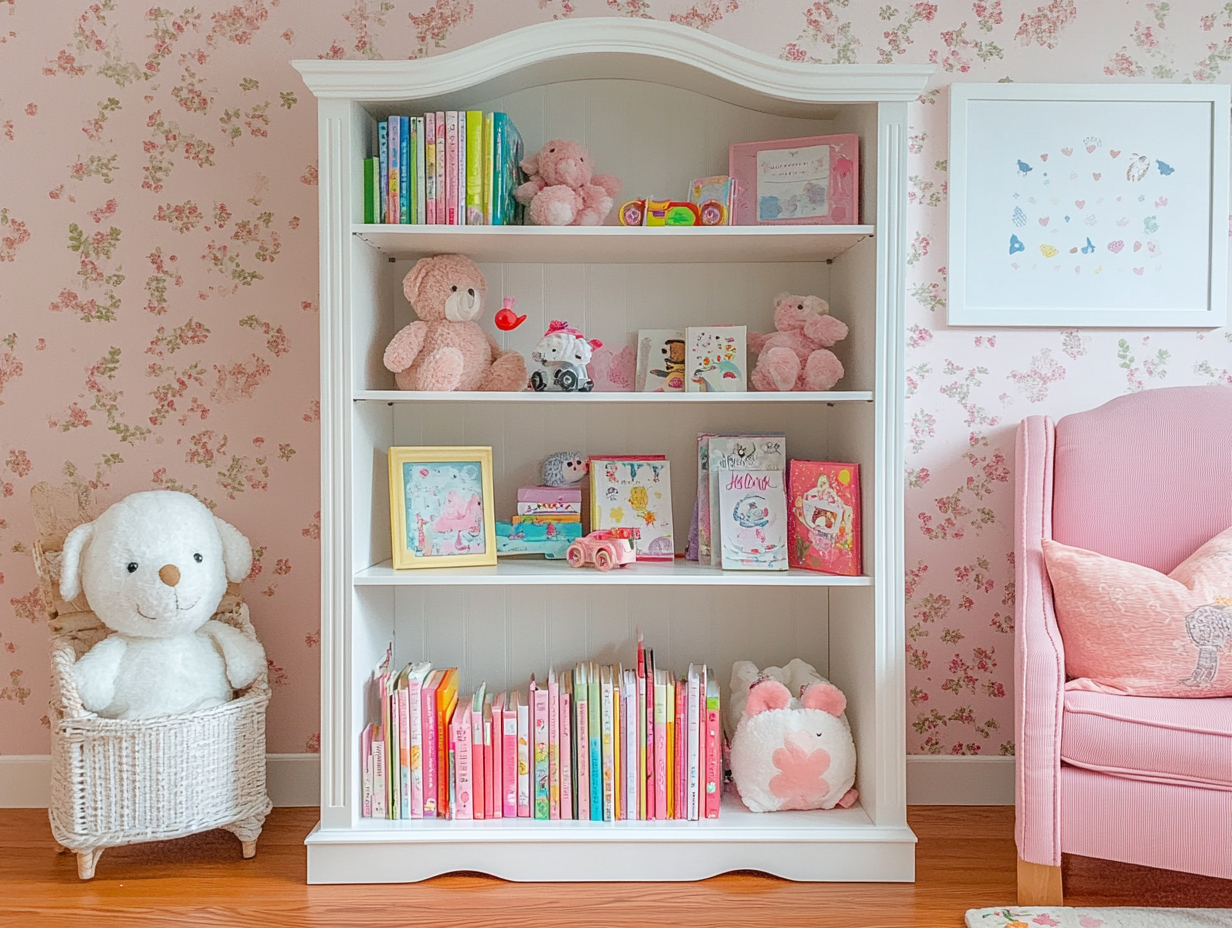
xmin=399 ymin=115 xmax=411 ymax=225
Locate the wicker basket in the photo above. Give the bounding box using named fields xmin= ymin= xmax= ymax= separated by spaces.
xmin=31 ymin=483 xmax=272 ymax=880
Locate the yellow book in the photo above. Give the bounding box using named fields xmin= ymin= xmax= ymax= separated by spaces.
xmin=613 ymin=670 xmax=621 ymax=821
xmin=436 ymin=668 xmax=458 ymax=818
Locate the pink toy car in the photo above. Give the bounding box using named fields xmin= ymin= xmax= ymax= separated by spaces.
xmin=566 ymin=529 xmax=637 ymax=571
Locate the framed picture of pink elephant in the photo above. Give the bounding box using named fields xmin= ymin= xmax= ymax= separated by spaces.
xmin=387 ymin=446 xmax=497 ymax=569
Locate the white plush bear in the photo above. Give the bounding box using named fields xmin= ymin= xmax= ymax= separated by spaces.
xmin=59 ymin=490 xmax=266 ymax=720
xmin=728 ymin=658 xmax=858 ymax=813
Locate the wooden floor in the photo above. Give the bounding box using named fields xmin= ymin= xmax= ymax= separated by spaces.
xmin=3 ymin=807 xmax=1230 ymax=927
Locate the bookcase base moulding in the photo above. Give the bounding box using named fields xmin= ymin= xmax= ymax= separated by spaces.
xmin=295 ymin=19 xmax=930 ymax=885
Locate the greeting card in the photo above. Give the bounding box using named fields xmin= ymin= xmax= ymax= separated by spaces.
xmin=717 ymin=469 xmax=788 ymax=570
xmin=635 ymin=329 xmax=686 ymax=393
xmin=788 ymin=460 xmax=861 ymax=576
xmin=705 ymin=435 xmax=785 ymax=567
xmin=589 ymin=456 xmax=673 ymax=560
xmin=685 ymin=326 xmax=746 ymax=393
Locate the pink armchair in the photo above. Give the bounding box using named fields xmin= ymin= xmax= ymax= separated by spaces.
xmin=1015 ymin=385 xmax=1232 ymax=905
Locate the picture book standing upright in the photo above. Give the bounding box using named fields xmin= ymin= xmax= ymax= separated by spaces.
xmin=788 ymin=460 xmax=862 ymax=576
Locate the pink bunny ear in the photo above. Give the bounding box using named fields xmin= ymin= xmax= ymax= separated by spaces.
xmin=801 ymin=682 xmax=846 ymax=717
xmin=746 ymin=679 xmax=791 ymax=716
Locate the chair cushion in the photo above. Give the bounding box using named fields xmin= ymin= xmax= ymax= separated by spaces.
xmin=1043 ymin=525 xmax=1232 ymax=697
xmin=1062 ymin=689 xmax=1232 ymax=791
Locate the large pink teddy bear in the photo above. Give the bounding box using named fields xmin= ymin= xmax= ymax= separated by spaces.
xmin=382 ymin=253 xmax=527 ymax=392
xmin=514 ymin=139 xmax=621 ymax=227
xmin=748 ymin=293 xmax=849 ymax=392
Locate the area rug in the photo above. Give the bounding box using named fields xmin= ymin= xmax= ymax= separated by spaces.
xmin=966 ymin=907 xmax=1232 ymax=927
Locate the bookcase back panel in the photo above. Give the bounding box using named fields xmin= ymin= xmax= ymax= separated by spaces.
xmin=354 ymin=81 xmax=874 ymax=229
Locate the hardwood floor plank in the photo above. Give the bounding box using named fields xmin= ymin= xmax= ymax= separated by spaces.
xmin=2 ymin=806 xmax=1226 ymax=928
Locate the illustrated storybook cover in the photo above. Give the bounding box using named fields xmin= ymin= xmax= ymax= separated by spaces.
xmin=705 ymin=435 xmax=785 ymax=567
xmin=589 ymin=456 xmax=674 ymax=560
xmin=684 ymin=326 xmax=746 ymax=392
xmin=636 ymin=329 xmax=687 ymax=393
xmin=788 ymin=460 xmax=862 ymax=576
xmin=717 ymin=468 xmax=788 ymax=570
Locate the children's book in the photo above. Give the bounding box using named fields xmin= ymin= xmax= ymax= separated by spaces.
xmin=653 ymin=669 xmax=668 ymax=820
xmin=532 ymin=677 xmax=550 ymax=820
xmin=435 ymin=668 xmax=458 ymax=818
xmin=589 ymin=456 xmax=673 ymax=560
xmin=378 ymin=121 xmax=388 ymax=223
xmin=406 ymin=662 xmax=432 ymax=818
xmin=560 ymin=673 xmax=573 ymax=821
xmin=706 ymin=435 xmax=786 ymax=567
xmin=516 ymin=690 xmax=530 ymax=817
xmin=457 ymin=111 xmax=467 ymax=225
xmin=483 ymin=693 xmax=495 ymax=819
xmin=363 ymin=158 xmax=378 ymax=224
xmin=483 ymin=112 xmax=495 ymax=225
xmin=574 ymin=666 xmax=589 ymax=822
xmin=465 ymin=110 xmax=484 ymax=225
xmin=470 ymin=685 xmax=487 ymax=820
xmin=491 ymin=693 xmax=503 ymax=819
xmin=400 ymin=115 xmax=411 ymax=225
xmin=624 ymin=669 xmax=638 ymax=820
xmin=788 ymin=460 xmax=862 ymax=577
xmin=518 ymin=485 xmax=582 ymax=504
xmin=387 ymin=115 xmax=400 ymax=226
xmin=419 ymin=670 xmax=441 ymax=816
xmin=371 ymin=725 xmax=387 ymax=819
xmin=361 ymin=724 xmax=374 ymax=817
xmin=587 ymin=662 xmax=601 ymax=820
xmin=492 ymin=112 xmax=524 ymax=225
xmin=445 ymin=111 xmax=459 ymax=226
xmin=434 ymin=112 xmax=445 ymax=227
xmin=696 ymin=433 xmax=717 ymax=565
xmin=685 ymin=326 xmax=747 ymax=393
xmin=704 ymin=675 xmax=721 ymax=819
xmin=635 ymin=328 xmax=686 ymax=393
xmin=516 ymin=500 xmax=581 ymax=515
xmin=425 ymin=114 xmax=437 ymax=224
xmin=599 ymin=665 xmax=615 ymax=822
xmin=636 ymin=638 xmax=647 ymax=820
xmin=452 ymin=697 xmax=473 ymax=820
xmin=414 ymin=116 xmax=426 ymax=225
xmin=548 ymin=670 xmax=560 ymax=820
xmin=718 ymin=468 xmax=789 ymax=570
xmin=686 ymin=664 xmax=701 ymax=821
xmin=501 ymin=693 xmax=517 ymax=817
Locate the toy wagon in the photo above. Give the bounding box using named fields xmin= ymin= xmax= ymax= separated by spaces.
xmin=566 ymin=528 xmax=638 ymax=571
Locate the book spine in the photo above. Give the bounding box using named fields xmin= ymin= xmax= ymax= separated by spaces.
xmin=548 ymin=679 xmax=560 ymax=820
xmin=637 ymin=672 xmax=647 ymax=820
xmin=387 ymin=686 xmax=399 ymax=818
xmin=454 ymin=709 xmax=472 ymax=820
xmin=654 ymin=680 xmax=668 ymax=820
xmin=378 ymin=122 xmax=388 ymax=224
xmin=645 ymin=668 xmax=655 ymax=820
xmin=372 ymin=727 xmax=387 ymax=820
xmin=434 ymin=112 xmax=445 ymax=227
xmin=484 ymin=709 xmax=496 ymax=820
xmin=398 ymin=684 xmax=411 ymax=819
xmin=517 ymin=700 xmax=530 ymax=817
xmin=465 ymin=110 xmax=483 ymax=225
xmin=387 ymin=115 xmax=400 ymax=225
xmin=471 ymin=701 xmax=485 ymax=820
xmin=445 ymin=111 xmax=459 ymax=226
xmin=414 ymin=116 xmax=426 ymax=225
xmin=533 ymin=687 xmax=549 ymax=820
xmin=421 ymin=685 xmax=438 ymax=817
xmin=491 ymin=114 xmax=505 ymax=226
xmin=560 ymin=690 xmax=573 ymax=821
xmin=688 ymin=672 xmax=701 ymax=821
xmin=502 ymin=702 xmax=518 ymax=818
xmin=491 ymin=702 xmax=502 ymax=819
xmin=575 ymin=686 xmax=589 ymax=821
xmin=675 ymin=680 xmax=686 ymax=820
xmin=424 ymin=114 xmax=437 ymax=224
xmin=408 ymin=680 xmax=423 ymax=818
xmin=447 ymin=717 xmax=456 ymax=818
xmin=705 ymin=692 xmax=721 ymax=819
xmin=625 ymin=681 xmax=638 ymax=820
xmin=438 ymin=685 xmax=457 ymax=820
xmin=588 ymin=673 xmax=601 ymax=820
xmin=614 ymin=679 xmax=623 ymax=821
xmin=399 ymin=115 xmax=410 ymax=225
xmin=483 ymin=112 xmax=494 ymax=225
xmin=457 ymin=110 xmax=467 ymax=224
xmin=361 ymin=725 xmax=373 ymax=818
xmin=600 ymin=672 xmax=614 ymax=822
xmin=363 ymin=158 xmax=376 ymax=224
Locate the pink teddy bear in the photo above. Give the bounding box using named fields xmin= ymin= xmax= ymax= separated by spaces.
xmin=748 ymin=292 xmax=849 ymax=393
xmin=514 ymin=139 xmax=622 ymax=227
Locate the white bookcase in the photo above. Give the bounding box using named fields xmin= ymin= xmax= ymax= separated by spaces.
xmin=294 ymin=20 xmax=930 ymax=885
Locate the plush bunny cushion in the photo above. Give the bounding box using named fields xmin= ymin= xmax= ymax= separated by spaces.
xmin=60 ymin=490 xmax=265 ymax=719
xmin=1044 ymin=525 xmax=1232 ymax=697
xmin=728 ymin=658 xmax=858 ymax=813
xmin=382 ymin=253 xmax=527 ymax=392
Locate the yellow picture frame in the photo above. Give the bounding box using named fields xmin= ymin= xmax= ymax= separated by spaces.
xmin=387 ymin=446 xmax=497 ymax=570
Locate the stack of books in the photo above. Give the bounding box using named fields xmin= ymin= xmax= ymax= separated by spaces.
xmin=495 ymin=485 xmax=585 ymax=558
xmin=361 ymin=635 xmax=723 ymax=822
xmin=363 ymin=110 xmax=524 ymax=226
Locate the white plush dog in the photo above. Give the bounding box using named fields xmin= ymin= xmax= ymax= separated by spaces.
xmin=59 ymin=491 xmax=265 ymax=720
xmin=728 ymin=658 xmax=858 ymax=813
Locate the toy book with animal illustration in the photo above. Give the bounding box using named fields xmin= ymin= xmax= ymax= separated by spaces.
xmin=685 ymin=326 xmax=747 ymax=392
xmin=788 ymin=460 xmax=862 ymax=576
xmin=635 ymin=329 xmax=687 ymax=392
xmin=717 ymin=468 xmax=788 ymax=570
xmin=704 ymin=435 xmax=786 ymax=567
xmin=589 ymin=456 xmax=674 ymax=560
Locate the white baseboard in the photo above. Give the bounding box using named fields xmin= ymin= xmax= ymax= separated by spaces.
xmin=0 ymin=753 xmax=322 ymax=808
xmin=906 ymin=755 xmax=1014 ymax=805
xmin=2 ymin=753 xmax=1014 ymax=808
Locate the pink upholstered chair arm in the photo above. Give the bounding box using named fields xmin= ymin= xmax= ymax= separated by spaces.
xmin=1015 ymin=416 xmax=1067 ymax=867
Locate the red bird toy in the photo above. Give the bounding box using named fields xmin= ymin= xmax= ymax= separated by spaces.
xmin=494 ymin=297 xmax=527 ymax=332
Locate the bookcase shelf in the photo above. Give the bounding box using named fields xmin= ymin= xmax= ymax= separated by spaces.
xmin=354 ymin=558 xmax=874 ymax=587
xmin=296 ymin=17 xmax=927 ymax=886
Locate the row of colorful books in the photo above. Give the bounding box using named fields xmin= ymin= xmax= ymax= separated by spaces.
xmin=361 ymin=636 xmax=722 ymax=822
xmin=363 ymin=111 xmax=524 ymax=226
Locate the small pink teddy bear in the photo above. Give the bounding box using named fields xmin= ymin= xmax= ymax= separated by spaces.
xmin=748 ymin=292 xmax=849 ymax=392
xmin=514 ymin=139 xmax=622 ymax=226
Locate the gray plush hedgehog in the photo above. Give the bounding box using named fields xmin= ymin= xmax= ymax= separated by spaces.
xmin=542 ymin=451 xmax=588 ymax=487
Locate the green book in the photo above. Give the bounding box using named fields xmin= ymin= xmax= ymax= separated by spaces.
xmin=363 ymin=157 xmax=378 ymax=224
xmin=465 ymin=110 xmax=484 ymax=225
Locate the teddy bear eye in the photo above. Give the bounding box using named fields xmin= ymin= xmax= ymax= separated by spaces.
xmin=126 ymin=562 xmax=138 ymax=573
xmin=798 ymin=303 xmax=804 ymax=310
xmin=193 ymin=553 xmax=203 ymax=563
xmin=549 ymin=147 xmax=555 ymax=153
xmin=451 ymin=285 xmax=457 ymax=292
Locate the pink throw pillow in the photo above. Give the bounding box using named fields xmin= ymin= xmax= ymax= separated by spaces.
xmin=1043 ymin=525 xmax=1232 ymax=697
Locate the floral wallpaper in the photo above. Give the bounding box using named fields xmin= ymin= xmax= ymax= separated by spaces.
xmin=0 ymin=0 xmax=1229 ymax=757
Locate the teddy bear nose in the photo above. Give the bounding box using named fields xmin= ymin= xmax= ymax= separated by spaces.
xmin=159 ymin=564 xmax=181 ymax=587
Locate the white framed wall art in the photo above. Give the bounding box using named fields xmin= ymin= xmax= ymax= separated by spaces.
xmin=948 ymin=83 xmax=1229 ymax=328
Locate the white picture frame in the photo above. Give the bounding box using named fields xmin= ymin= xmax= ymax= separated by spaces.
xmin=948 ymin=83 xmax=1229 ymax=327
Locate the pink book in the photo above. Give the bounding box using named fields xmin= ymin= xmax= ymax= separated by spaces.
xmin=502 ymin=692 xmax=518 ymax=818
xmin=434 ymin=112 xmax=445 ymax=228
xmin=424 ymin=113 xmax=436 ymax=225
xmin=491 ymin=695 xmax=504 ymax=819
xmin=484 ymin=696 xmax=496 ymax=820
xmin=517 ymin=485 xmax=583 ymax=504
xmin=406 ymin=670 xmax=424 ymax=819
xmin=452 ymin=702 xmax=473 ymax=820
xmin=788 ymin=460 xmax=862 ymax=576
xmin=560 ymin=685 xmax=573 ymax=821
xmin=420 ymin=671 xmax=442 ymax=818
xmin=704 ymin=675 xmax=721 ymax=819
xmin=517 ymin=692 xmax=531 ymax=818
xmin=548 ymin=672 xmax=560 ymax=820
xmin=397 ymin=679 xmax=411 ymax=819
xmin=445 ymin=111 xmax=459 ymax=226
xmin=471 ymin=690 xmax=485 ymax=820
xmin=653 ymin=670 xmax=668 ymax=820
xmin=674 ymin=679 xmax=686 ymax=819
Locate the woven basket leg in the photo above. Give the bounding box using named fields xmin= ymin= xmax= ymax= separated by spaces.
xmin=222 ymin=815 xmax=264 ymax=859
xmin=77 ymin=848 xmax=103 ymax=880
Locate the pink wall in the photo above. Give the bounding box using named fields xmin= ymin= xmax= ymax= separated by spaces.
xmin=0 ymin=0 xmax=1228 ymax=756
